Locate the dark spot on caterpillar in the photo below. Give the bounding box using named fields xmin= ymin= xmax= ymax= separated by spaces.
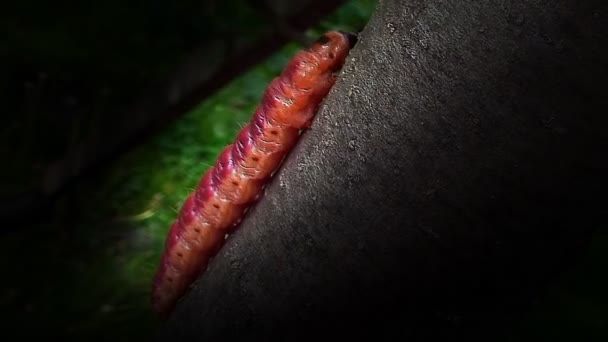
xmin=328 ymin=52 xmax=335 ymax=59
xmin=213 ymin=204 xmax=220 ymax=209
xmin=252 ymin=156 xmax=260 ymax=162
xmin=232 ymin=181 xmax=239 ymax=186
xmin=177 ymin=253 xmax=183 ymax=257
xmin=194 ymin=228 xmax=200 ymax=233
xmin=270 ymin=130 xmax=278 ymax=135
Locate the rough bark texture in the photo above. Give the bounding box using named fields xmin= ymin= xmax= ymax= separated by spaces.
xmin=156 ymin=0 xmax=607 ymax=340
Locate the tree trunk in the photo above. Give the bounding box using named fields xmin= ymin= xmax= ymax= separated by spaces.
xmin=156 ymin=0 xmax=608 ymax=340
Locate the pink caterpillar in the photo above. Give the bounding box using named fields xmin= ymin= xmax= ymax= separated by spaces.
xmin=151 ymin=30 xmax=356 ymax=317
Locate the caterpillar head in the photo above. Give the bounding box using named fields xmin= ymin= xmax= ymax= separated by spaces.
xmin=281 ymin=30 xmax=357 ymax=93
xmin=309 ymin=30 xmax=357 ymax=74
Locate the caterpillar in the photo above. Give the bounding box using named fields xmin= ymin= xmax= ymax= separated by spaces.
xmin=151 ymin=30 xmax=357 ymax=317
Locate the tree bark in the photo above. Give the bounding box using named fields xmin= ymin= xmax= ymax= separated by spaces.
xmin=156 ymin=0 xmax=608 ymax=340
